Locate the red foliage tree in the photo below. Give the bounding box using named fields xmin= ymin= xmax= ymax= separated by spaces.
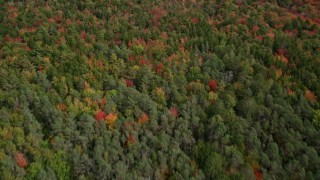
xmin=95 ymin=110 xmax=105 ymax=121
xmin=127 ymin=134 xmax=136 ymax=145
xmin=192 ymin=17 xmax=199 ymax=24
xmin=169 ymin=107 xmax=179 ymax=118
xmin=129 ymin=54 xmax=134 ymax=61
xmin=252 ymin=25 xmax=259 ymax=32
xmin=154 ymin=63 xmax=164 ymax=74
xmin=256 ymin=35 xmax=264 ymax=41
xmin=284 ymin=29 xmax=298 ymax=37
xmin=125 ymin=79 xmax=134 ymax=87
xmin=239 ymin=18 xmax=247 ymax=24
xmin=253 ymin=168 xmax=262 ymax=180
xmin=3 ymin=35 xmax=23 ymax=43
xmin=80 ymin=31 xmax=87 ymax=40
xmin=277 ymin=48 xmax=287 ymax=56
xmin=139 ymin=59 xmax=146 ymax=65
xmin=208 ymin=80 xmax=218 ymax=91
xmin=16 ymin=37 xmax=22 ymax=43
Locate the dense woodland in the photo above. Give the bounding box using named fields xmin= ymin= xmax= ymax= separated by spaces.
xmin=0 ymin=0 xmax=320 ymax=179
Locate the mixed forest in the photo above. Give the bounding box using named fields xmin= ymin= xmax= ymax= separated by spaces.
xmin=0 ymin=0 xmax=320 ymax=179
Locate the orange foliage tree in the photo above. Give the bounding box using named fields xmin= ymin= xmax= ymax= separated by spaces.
xmin=105 ymin=113 xmax=118 ymax=126
xmin=138 ymin=112 xmax=149 ymax=124
xmin=16 ymin=153 xmax=28 ymax=168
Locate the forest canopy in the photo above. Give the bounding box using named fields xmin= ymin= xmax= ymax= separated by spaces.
xmin=0 ymin=0 xmax=319 ymax=179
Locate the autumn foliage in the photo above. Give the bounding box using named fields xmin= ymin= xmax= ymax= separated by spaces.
xmin=169 ymin=107 xmax=179 ymax=118
xmin=99 ymin=98 xmax=107 ymax=107
xmin=252 ymin=25 xmax=260 ymax=32
xmin=305 ymin=90 xmax=318 ymax=102
xmin=287 ymin=88 xmax=295 ymax=95
xmin=138 ymin=112 xmax=149 ymax=124
xmin=105 ymin=113 xmax=118 ymax=125
xmin=208 ymin=80 xmax=218 ymax=91
xmin=16 ymin=153 xmax=28 ymax=168
xmin=80 ymin=31 xmax=87 ymax=40
xmin=154 ymin=63 xmax=164 ymax=75
xmin=56 ymin=103 xmax=67 ymax=111
xmin=1 ymin=0 xmax=320 ymax=179
xmin=125 ymin=79 xmax=134 ymax=87
xmin=129 ymin=54 xmax=134 ymax=61
xmin=127 ymin=134 xmax=136 ymax=145
xmin=253 ymin=168 xmax=263 ymax=180
xmin=192 ymin=17 xmax=199 ymax=24
xmin=95 ymin=110 xmax=106 ymax=121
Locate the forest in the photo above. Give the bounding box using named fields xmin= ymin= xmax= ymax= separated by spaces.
xmin=0 ymin=0 xmax=319 ymax=179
